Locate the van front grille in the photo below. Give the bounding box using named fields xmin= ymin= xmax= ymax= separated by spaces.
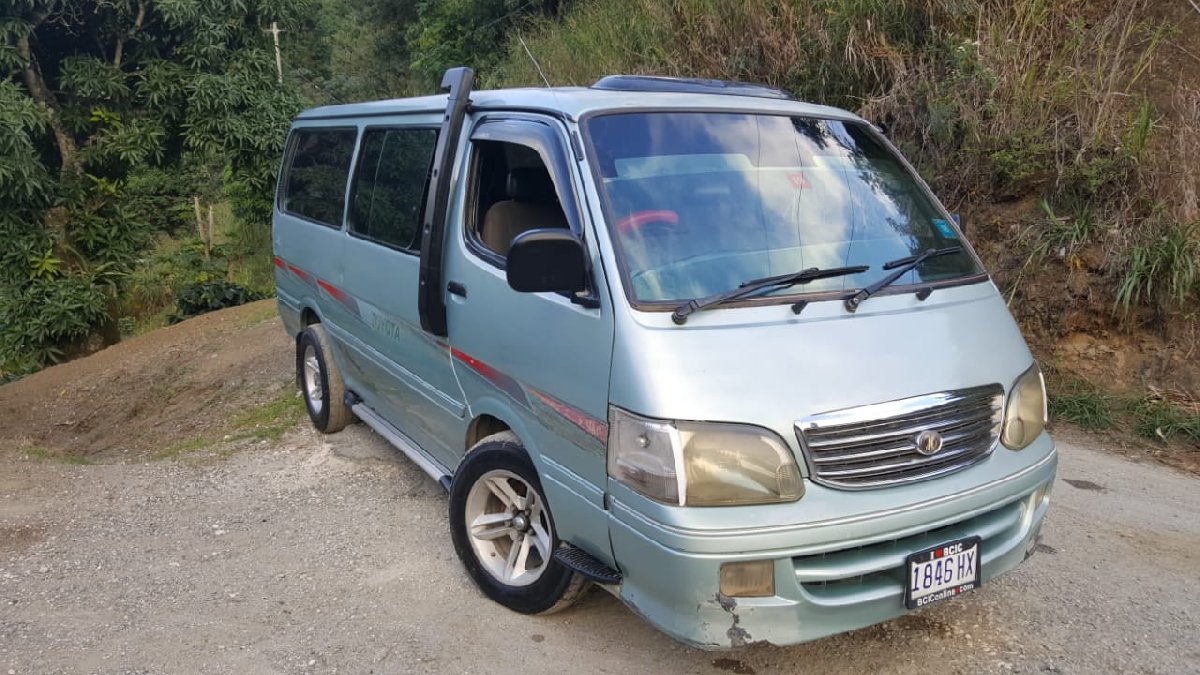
xmin=796 ymin=385 xmax=1004 ymax=489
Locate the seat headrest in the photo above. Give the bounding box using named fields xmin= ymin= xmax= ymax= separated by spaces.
xmin=507 ymin=167 xmax=557 ymax=203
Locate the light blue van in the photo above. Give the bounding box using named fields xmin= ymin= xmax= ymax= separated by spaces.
xmin=273 ymin=69 xmax=1055 ymax=648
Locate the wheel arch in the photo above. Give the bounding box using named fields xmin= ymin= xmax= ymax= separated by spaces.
xmin=462 ymin=396 xmax=544 ymax=466
xmin=466 ymin=413 xmax=512 ymax=451
xmin=300 ymin=304 xmax=321 ymax=330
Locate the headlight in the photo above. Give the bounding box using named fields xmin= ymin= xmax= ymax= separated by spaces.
xmin=1001 ymin=363 xmax=1047 ymax=450
xmin=607 ymin=407 xmax=804 ymax=506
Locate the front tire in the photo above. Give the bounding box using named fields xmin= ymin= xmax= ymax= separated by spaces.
xmin=449 ymin=432 xmax=587 ymax=614
xmin=297 ymin=323 xmax=353 ymax=433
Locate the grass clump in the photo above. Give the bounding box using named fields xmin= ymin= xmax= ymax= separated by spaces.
xmin=23 ymin=445 xmax=93 ymax=465
xmin=1126 ymin=392 xmax=1200 ymax=443
xmin=1048 ymin=377 xmax=1199 ymax=445
xmin=1115 ymin=222 xmax=1200 ymax=316
xmin=149 ymin=389 xmax=305 ymax=461
xmin=230 ymin=389 xmax=306 ymax=442
xmin=1048 ymin=380 xmax=1116 ymax=430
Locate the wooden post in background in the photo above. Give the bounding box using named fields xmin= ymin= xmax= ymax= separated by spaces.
xmin=266 ymin=22 xmax=284 ymax=84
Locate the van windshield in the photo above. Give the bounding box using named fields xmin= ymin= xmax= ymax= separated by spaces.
xmin=585 ymin=112 xmax=983 ymax=304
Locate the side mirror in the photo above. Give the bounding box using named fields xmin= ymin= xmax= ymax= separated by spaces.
xmin=507 ymin=229 xmax=587 ymax=294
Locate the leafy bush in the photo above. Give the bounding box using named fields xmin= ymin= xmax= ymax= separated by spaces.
xmin=1 ymin=1 xmax=310 ymax=378
xmin=170 ymin=281 xmax=266 ymax=323
xmin=0 ymin=275 xmax=109 ymax=380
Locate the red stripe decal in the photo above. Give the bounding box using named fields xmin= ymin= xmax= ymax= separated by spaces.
xmin=450 ymin=348 xmax=529 ymax=405
xmin=451 ymin=348 xmax=497 ymax=380
xmin=530 ymin=389 xmax=609 ymax=443
xmin=286 ymin=263 xmax=310 ymax=282
xmin=273 ymin=256 xmax=286 ymax=270
xmin=317 ymin=279 xmax=349 ymax=304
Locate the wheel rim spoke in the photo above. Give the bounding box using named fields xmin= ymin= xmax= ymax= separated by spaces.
xmin=485 ymin=477 xmax=526 ymax=510
xmin=470 ymin=512 xmax=515 ymax=541
xmin=512 ymin=532 xmax=532 ymax=580
xmin=503 ymin=532 xmax=523 ymax=580
xmin=531 ymin=521 xmax=551 ymax=560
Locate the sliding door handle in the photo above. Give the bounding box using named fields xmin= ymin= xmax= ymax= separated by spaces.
xmin=447 ymin=281 xmax=468 ymax=298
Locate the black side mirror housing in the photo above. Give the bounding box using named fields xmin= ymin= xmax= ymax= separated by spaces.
xmin=506 ymin=229 xmax=587 ymax=294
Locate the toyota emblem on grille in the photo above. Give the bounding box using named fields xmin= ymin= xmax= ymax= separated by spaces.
xmin=915 ymin=430 xmax=944 ymax=456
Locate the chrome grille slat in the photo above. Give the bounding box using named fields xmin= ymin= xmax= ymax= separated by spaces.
xmin=809 ymin=415 xmax=997 ymax=459
xmin=812 ymin=423 xmax=995 ymax=467
xmin=797 ymin=384 xmax=1004 ymax=489
xmin=805 ymin=400 xmax=996 ymax=443
xmin=816 ymin=439 xmax=990 ymax=479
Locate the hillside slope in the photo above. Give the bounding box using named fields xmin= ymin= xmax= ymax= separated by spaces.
xmin=0 ymin=300 xmax=293 ymax=462
xmin=493 ymin=0 xmax=1200 ymax=404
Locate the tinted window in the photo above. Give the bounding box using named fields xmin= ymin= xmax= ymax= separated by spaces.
xmin=282 ymin=128 xmax=357 ymax=227
xmin=470 ymin=140 xmax=568 ymax=258
xmin=349 ymin=128 xmax=437 ymax=251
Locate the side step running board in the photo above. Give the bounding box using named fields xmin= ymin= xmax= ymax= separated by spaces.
xmin=554 ymin=545 xmax=622 ymax=585
xmin=348 ymin=396 xmax=453 ymax=492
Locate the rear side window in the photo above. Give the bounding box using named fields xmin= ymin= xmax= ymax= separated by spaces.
xmin=349 ymin=128 xmax=438 ymax=252
xmin=282 ymin=128 xmax=358 ymax=227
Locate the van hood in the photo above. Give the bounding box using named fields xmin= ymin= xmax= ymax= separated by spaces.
xmin=609 ymin=281 xmax=1032 ymax=445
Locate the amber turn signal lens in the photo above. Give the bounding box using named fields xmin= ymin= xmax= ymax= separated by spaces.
xmin=719 ymin=560 xmax=775 ymax=598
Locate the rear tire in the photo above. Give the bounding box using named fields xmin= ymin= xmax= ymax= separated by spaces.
xmin=449 ymin=432 xmax=588 ymax=614
xmin=297 ymin=323 xmax=353 ymax=433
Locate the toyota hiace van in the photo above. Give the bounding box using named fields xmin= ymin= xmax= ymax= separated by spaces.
xmin=273 ymin=69 xmax=1055 ymax=648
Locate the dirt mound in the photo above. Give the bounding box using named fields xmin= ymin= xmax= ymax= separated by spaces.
xmin=0 ymin=300 xmax=293 ymax=461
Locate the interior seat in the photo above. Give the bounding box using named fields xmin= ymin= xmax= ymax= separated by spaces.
xmin=481 ymin=167 xmax=568 ymax=256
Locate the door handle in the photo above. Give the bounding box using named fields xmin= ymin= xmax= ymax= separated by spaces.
xmin=447 ymin=281 xmax=467 ymax=298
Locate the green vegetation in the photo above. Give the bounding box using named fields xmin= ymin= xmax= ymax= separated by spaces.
xmin=1 ymin=0 xmax=310 ymax=380
xmin=1126 ymin=394 xmax=1200 ymax=443
xmin=22 ymin=445 xmax=93 ymax=465
xmin=492 ymin=0 xmax=1199 ymax=323
xmin=0 ymin=0 xmax=567 ymax=381
xmin=1048 ymin=380 xmax=1116 ymax=430
xmin=1116 ymin=223 xmax=1200 ymax=316
xmin=2 ymin=0 xmax=1197 ymax=434
xmin=150 ymin=388 xmax=305 ymax=460
xmin=1048 ymin=379 xmax=1199 ymax=443
xmin=231 ymin=389 xmax=307 ymax=441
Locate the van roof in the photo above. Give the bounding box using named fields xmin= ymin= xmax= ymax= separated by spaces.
xmin=294 ymin=85 xmax=863 ymax=123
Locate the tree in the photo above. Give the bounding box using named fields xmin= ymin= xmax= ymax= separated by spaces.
xmin=0 ymin=0 xmax=311 ymax=378
xmin=348 ymin=0 xmax=570 ymax=96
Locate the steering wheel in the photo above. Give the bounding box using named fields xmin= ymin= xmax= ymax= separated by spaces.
xmin=616 ymin=209 xmax=679 ymax=234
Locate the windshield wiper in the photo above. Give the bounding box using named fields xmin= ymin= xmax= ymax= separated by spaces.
xmin=843 ymin=246 xmax=962 ymax=313
xmin=672 ymin=265 xmax=869 ymax=325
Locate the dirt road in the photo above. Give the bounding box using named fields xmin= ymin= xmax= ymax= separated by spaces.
xmin=2 ymin=424 xmax=1197 ymax=675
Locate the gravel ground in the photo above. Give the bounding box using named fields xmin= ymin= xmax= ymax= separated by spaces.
xmin=1 ymin=427 xmax=1197 ymax=675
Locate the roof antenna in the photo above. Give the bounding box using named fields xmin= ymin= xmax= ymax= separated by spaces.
xmin=518 ymin=32 xmax=552 ymax=88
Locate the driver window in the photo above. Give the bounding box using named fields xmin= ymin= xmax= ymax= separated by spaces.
xmin=469 ymin=140 xmax=569 ymax=259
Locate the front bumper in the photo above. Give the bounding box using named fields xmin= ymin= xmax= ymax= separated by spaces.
xmin=607 ymin=438 xmax=1057 ymax=648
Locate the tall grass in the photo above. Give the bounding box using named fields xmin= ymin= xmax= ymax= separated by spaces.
xmin=492 ymin=0 xmax=1198 ymax=317
xmin=1116 ymin=222 xmax=1200 ymax=314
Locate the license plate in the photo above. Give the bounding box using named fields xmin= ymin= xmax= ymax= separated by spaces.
xmin=904 ymin=536 xmax=981 ymax=610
